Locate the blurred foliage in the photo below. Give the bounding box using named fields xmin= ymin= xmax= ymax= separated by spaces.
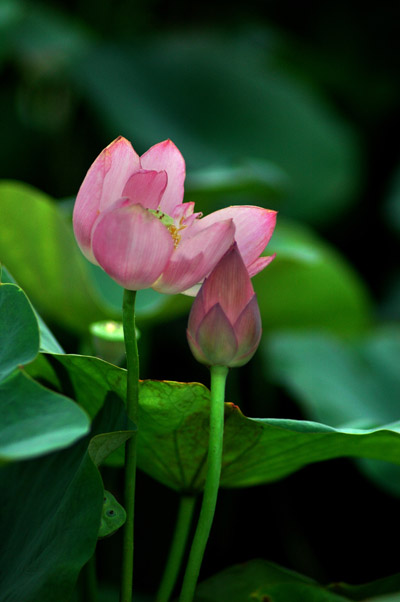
xmin=71 ymin=34 xmax=361 ymax=225
xmin=265 ymin=328 xmax=400 ymax=429
xmin=1 ymin=0 xmax=400 ymax=597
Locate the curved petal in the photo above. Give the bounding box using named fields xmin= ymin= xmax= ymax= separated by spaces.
xmin=73 ymin=137 xmax=140 ymax=261
xmin=121 ymin=170 xmax=168 ymax=210
xmin=196 ymin=304 xmax=238 ymax=366
xmin=152 ymin=219 xmax=235 ymax=294
xmin=187 ymin=287 xmax=206 ymax=339
xmin=201 ymin=243 xmax=255 ymax=323
xmin=232 ymin=294 xmax=262 ymax=366
xmin=186 ymin=328 xmax=209 ymax=366
xmin=247 ymin=253 xmax=276 ymax=278
xmin=140 ymin=140 xmax=186 ymax=214
xmin=172 ymin=202 xmax=202 ymax=227
xmin=91 ymin=199 xmax=174 ymax=290
xmin=186 ymin=206 xmax=277 ymax=272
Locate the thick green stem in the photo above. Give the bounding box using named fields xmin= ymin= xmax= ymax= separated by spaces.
xmin=120 ymin=289 xmax=139 ymax=602
xmin=156 ymin=495 xmax=197 ymax=602
xmin=179 ymin=365 xmax=229 ymax=602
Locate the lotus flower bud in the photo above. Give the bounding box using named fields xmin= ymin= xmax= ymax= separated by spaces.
xmin=187 ymin=243 xmax=262 ymax=368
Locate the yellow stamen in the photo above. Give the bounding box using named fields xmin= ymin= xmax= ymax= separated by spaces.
xmin=168 ymin=225 xmax=183 ymax=248
xmin=148 ymin=208 xmax=188 ymax=248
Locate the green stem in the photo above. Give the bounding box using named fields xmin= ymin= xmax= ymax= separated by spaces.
xmin=121 ymin=289 xmax=140 ymax=602
xmin=179 ymin=365 xmax=229 ymax=602
xmin=156 ymin=495 xmax=197 ymax=602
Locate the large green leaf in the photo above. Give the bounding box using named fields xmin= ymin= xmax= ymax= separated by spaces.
xmin=0 ymin=370 xmax=90 ymax=462
xmin=195 ymin=559 xmax=348 ymax=602
xmin=1 ymin=266 xmax=63 ymax=353
xmin=196 ymin=560 xmax=400 ymax=602
xmin=264 ymin=328 xmax=400 ymax=429
xmin=185 ymin=159 xmax=288 ymax=205
xmin=0 ymin=449 xmax=102 ymax=602
xmin=264 ymin=328 xmax=400 ymax=496
xmin=36 ymin=354 xmax=400 ymax=492
xmin=72 ymin=33 xmax=361 ymax=225
xmin=255 ymin=219 xmax=372 ymax=335
xmin=0 ymin=397 xmax=133 ymax=602
xmin=0 ymin=282 xmax=39 ymax=381
xmin=0 ymin=276 xmax=89 ymax=461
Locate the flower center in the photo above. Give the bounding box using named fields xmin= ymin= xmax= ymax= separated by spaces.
xmin=148 ymin=209 xmax=187 ymax=249
xmin=167 ymin=224 xmax=182 ymax=248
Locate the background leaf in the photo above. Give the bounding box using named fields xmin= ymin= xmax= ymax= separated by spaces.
xmin=0 ymin=181 xmax=109 ymax=332
xmin=256 ymin=219 xmax=372 ymax=335
xmin=1 ymin=266 xmax=63 ymax=353
xmin=72 ymin=34 xmax=361 ymax=225
xmin=0 ymin=282 xmax=39 ymax=381
xmin=264 ymin=328 xmax=400 ymax=495
xmin=264 ymin=328 xmax=400 ymax=428
xmin=0 ymin=370 xmax=90 ymax=462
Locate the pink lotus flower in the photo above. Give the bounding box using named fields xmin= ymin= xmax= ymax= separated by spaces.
xmin=187 ymin=243 xmax=262 ymax=367
xmin=73 ymin=136 xmax=276 ymax=293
